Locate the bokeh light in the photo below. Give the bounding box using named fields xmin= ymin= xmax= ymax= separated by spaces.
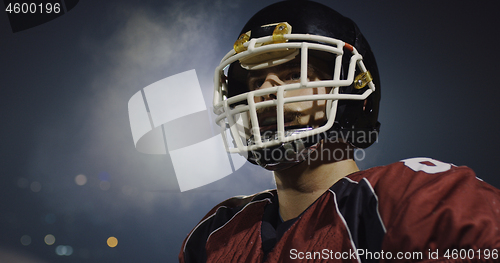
xmin=75 ymin=174 xmax=87 ymax=186
xmin=55 ymin=245 xmax=73 ymax=256
xmin=98 ymin=171 xmax=110 ymax=182
xmin=99 ymin=181 xmax=111 ymax=191
xmin=107 ymin=236 xmax=118 ymax=248
xmin=44 ymin=234 xmax=56 ymax=245
xmin=20 ymin=235 xmax=31 ymax=246
xmin=30 ymin=181 xmax=41 ymax=192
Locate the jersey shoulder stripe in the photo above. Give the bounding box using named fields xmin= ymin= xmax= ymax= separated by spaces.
xmin=181 ymin=190 xmax=275 ymax=263
xmin=330 ymin=177 xmax=386 ymax=262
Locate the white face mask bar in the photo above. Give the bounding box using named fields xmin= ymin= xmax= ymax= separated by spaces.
xmin=213 ymin=23 xmax=375 ymax=154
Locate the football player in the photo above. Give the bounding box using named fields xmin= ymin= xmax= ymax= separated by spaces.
xmin=180 ymin=1 xmax=500 ymax=262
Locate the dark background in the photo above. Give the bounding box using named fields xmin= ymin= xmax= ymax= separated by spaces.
xmin=1 ymin=0 xmax=499 ymax=262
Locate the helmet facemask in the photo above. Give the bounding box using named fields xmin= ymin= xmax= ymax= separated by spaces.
xmin=213 ymin=22 xmax=376 ymax=170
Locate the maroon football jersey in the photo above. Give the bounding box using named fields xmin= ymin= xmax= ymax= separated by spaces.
xmin=180 ymin=158 xmax=500 ymax=262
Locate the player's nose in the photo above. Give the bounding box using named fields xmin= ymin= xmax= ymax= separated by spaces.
xmin=256 ymin=73 xmax=283 ymax=101
xmin=259 ymin=73 xmax=284 ymax=89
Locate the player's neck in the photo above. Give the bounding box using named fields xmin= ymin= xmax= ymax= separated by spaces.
xmin=273 ymin=142 xmax=360 ymax=221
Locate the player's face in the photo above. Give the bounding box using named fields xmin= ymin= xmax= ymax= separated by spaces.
xmin=246 ymin=57 xmax=331 ymax=133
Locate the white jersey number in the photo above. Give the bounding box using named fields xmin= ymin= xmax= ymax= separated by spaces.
xmin=401 ymin=157 xmax=452 ymax=174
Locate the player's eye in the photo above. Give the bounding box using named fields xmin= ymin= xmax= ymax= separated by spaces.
xmin=255 ymin=79 xmax=265 ymax=88
xmin=287 ymin=72 xmax=301 ymax=81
